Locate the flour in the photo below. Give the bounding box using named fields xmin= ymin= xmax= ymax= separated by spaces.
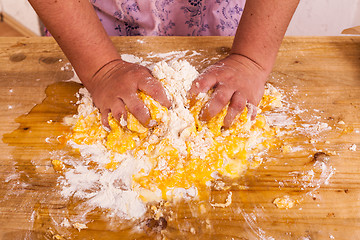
xmin=349 ymin=144 xmax=357 ymax=151
xmin=55 ymin=54 xmax=336 ymax=223
xmin=188 ymin=129 xmax=214 ymax=159
xmin=120 ymin=51 xmax=200 ymax=69
xmin=57 ymin=58 xmax=283 ymax=219
xmin=57 ymin=59 xmax=205 ymax=219
xmin=59 ymin=142 xmax=147 ymax=219
xmin=152 ymin=60 xmax=201 ymax=156
xmin=147 ymin=51 xmax=189 ymax=62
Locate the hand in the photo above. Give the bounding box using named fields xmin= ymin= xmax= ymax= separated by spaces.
xmin=188 ymin=54 xmax=269 ymax=128
xmin=85 ymin=59 xmax=171 ymax=128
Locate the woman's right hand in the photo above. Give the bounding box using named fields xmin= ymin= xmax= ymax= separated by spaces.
xmin=85 ymin=59 xmax=171 ymax=128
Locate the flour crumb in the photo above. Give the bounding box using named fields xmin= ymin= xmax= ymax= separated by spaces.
xmin=349 ymin=144 xmax=357 ymax=151
xmin=60 ymin=218 xmax=71 ymax=228
xmin=317 ymin=122 xmax=330 ymax=131
xmin=73 ymin=222 xmax=88 ymax=232
xmin=53 ymin=235 xmax=65 ymax=240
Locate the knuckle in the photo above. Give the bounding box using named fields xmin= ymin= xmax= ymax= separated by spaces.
xmin=203 ymin=103 xmax=220 ymax=120
xmin=194 ymin=75 xmax=213 ymax=89
xmin=131 ymin=102 xmax=149 ymax=116
xmin=214 ymin=92 xmax=230 ymax=106
xmin=231 ymin=102 xmax=245 ymax=111
xmin=195 ymin=78 xmax=206 ymax=89
xmin=231 ymin=92 xmax=246 ymax=110
xmin=229 ymin=102 xmax=243 ymax=112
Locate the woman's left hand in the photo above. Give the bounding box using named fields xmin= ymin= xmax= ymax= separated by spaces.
xmin=188 ymin=53 xmax=269 ymax=128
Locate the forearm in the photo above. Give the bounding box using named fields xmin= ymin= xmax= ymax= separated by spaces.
xmin=28 ymin=0 xmax=121 ymax=83
xmin=231 ymin=0 xmax=299 ymax=73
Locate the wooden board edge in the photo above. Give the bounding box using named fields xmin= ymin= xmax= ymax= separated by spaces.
xmin=2 ymin=12 xmax=39 ymax=37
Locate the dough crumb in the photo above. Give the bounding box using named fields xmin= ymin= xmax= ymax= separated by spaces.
xmin=273 ymin=195 xmax=295 ymax=209
xmin=51 ymin=160 xmax=64 ymax=172
xmin=60 ymin=218 xmax=71 ymax=228
xmin=53 ymin=235 xmax=65 ymax=240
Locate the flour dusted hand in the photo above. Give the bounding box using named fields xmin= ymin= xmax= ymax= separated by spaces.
xmin=85 ymin=59 xmax=171 ymax=128
xmin=188 ymin=54 xmax=269 ymax=128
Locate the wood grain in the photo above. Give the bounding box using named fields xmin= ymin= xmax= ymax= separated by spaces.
xmin=0 ymin=36 xmax=359 ymax=240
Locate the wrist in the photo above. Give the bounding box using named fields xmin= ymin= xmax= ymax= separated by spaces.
xmin=92 ymin=58 xmax=125 ymax=78
xmin=228 ymin=51 xmax=274 ymax=75
xmin=228 ymin=52 xmax=265 ymax=71
xmin=224 ymin=53 xmax=270 ymax=86
xmin=83 ymin=58 xmax=126 ymax=93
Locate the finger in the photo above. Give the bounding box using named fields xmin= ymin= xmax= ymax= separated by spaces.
xmin=122 ymin=93 xmax=151 ymax=127
xmin=248 ymin=85 xmax=265 ymax=107
xmin=223 ymin=92 xmax=247 ymax=128
xmin=188 ymin=71 xmax=217 ymax=106
xmin=100 ymin=108 xmax=111 ymax=130
xmin=110 ymin=98 xmax=127 ymax=123
xmin=138 ymin=76 xmax=172 ymax=108
xmin=199 ymin=84 xmax=234 ymax=121
xmin=246 ymin=94 xmax=261 ymax=121
xmin=247 ymin=103 xmax=258 ymax=121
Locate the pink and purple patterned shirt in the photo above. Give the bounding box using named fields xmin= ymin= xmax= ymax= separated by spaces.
xmin=91 ymin=0 xmax=245 ymax=36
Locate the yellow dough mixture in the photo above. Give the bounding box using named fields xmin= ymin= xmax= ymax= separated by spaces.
xmin=62 ymin=60 xmax=282 ymax=204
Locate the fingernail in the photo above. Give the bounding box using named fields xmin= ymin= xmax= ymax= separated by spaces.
xmin=102 ymin=125 xmax=111 ymax=132
xmin=222 ymin=121 xmax=230 ymax=129
xmin=119 ymin=116 xmax=127 ymax=127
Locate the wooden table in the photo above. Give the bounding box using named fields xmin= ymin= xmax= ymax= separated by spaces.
xmin=0 ymin=37 xmax=359 ymax=240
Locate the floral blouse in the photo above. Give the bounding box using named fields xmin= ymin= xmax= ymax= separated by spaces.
xmin=91 ymin=0 xmax=245 ymax=36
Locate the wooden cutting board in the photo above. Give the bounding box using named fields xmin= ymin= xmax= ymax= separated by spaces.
xmin=0 ymin=36 xmax=359 ymax=240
